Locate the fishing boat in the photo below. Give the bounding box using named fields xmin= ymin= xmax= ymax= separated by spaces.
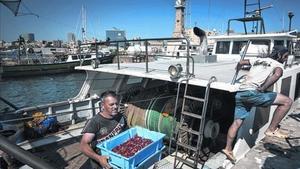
xmin=1 ymin=28 xmax=299 ymax=168
xmin=0 ymin=60 xmax=79 ymax=79
xmin=0 ymin=44 xmax=114 ymax=79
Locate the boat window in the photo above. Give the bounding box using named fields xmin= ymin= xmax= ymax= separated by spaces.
xmin=295 ymin=73 xmax=300 ymax=100
xmin=252 ymin=40 xmax=271 ymax=54
xmin=85 ymin=55 xmax=91 ymax=59
xmin=252 ymin=40 xmax=270 ymax=46
xmin=232 ymin=41 xmax=248 ymax=54
xmin=281 ymin=76 xmax=291 ymax=97
xmin=90 ymin=73 xmax=118 ymax=94
xmin=178 ymin=45 xmax=186 ymax=50
xmin=127 ymin=76 xmax=143 ymax=85
xmin=72 ymin=55 xmax=78 ymax=60
xmin=287 ymin=40 xmax=292 ymax=49
xmin=274 ymin=40 xmax=284 ymax=47
xmin=61 ymin=56 xmax=67 ymax=62
xmin=189 ymin=46 xmax=197 ymax=50
xmin=216 ymin=41 xmax=230 ymax=54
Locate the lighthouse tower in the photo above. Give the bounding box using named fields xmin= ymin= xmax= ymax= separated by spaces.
xmin=173 ymin=0 xmax=185 ymax=38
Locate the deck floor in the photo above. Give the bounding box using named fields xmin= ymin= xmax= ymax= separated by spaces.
xmin=28 ymin=137 xmax=89 ymax=169
xmin=20 ymin=99 xmax=300 ymax=169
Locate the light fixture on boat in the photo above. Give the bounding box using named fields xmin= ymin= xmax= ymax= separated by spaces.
xmin=168 ymin=64 xmax=183 ymax=79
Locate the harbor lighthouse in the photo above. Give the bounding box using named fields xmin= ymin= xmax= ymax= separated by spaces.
xmin=173 ymin=0 xmax=185 ymax=37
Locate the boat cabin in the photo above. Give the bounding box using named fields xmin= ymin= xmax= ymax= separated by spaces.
xmin=209 ymin=31 xmax=298 ymax=61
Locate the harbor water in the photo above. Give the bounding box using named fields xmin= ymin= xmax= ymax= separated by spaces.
xmin=0 ymin=72 xmax=86 ymax=109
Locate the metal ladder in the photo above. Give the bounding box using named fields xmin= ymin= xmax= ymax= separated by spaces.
xmin=173 ymin=76 xmax=217 ymax=169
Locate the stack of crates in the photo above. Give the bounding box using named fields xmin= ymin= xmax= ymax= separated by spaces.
xmin=97 ymin=126 xmax=165 ymax=169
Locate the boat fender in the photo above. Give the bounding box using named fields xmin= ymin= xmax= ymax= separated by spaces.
xmin=204 ymin=120 xmax=220 ymax=139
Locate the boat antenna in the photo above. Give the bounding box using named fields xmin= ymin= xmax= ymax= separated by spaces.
xmin=227 ymin=0 xmax=272 ymax=35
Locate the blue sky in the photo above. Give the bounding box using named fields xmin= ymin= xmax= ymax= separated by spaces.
xmin=0 ymin=0 xmax=299 ymax=42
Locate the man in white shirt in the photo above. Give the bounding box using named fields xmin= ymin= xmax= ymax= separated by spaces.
xmin=222 ymin=47 xmax=293 ymax=163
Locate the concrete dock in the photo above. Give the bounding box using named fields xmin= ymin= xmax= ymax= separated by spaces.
xmin=231 ymin=99 xmax=300 ymax=169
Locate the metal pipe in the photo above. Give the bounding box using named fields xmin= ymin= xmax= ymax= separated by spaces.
xmin=0 ymin=134 xmax=56 ymax=169
xmin=231 ymin=40 xmax=251 ymax=84
xmin=227 ymin=20 xmax=231 ymax=35
xmin=145 ymin=40 xmax=149 ymax=73
xmin=0 ymin=105 xmax=100 ymax=123
xmin=117 ymin=42 xmax=120 ymax=70
xmin=79 ymin=44 xmax=82 ymax=66
xmin=188 ymin=56 xmax=194 ymax=75
xmin=185 ymin=38 xmax=190 ymax=75
xmin=85 ymin=37 xmax=186 ymax=46
xmin=95 ymin=41 xmax=99 ymax=59
xmin=288 ymin=11 xmax=294 ymax=31
xmin=18 ymin=36 xmax=22 ymax=65
xmin=0 ymin=97 xmax=18 ymax=110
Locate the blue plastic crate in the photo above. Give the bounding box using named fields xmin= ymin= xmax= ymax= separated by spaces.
xmin=111 ymin=148 xmax=163 ymax=169
xmin=96 ymin=126 xmax=165 ymax=169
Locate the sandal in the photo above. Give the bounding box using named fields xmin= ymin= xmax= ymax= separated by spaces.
xmin=222 ymin=149 xmax=236 ymax=163
xmin=264 ymin=128 xmax=288 ymax=139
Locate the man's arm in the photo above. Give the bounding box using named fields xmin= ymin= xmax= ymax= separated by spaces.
xmin=80 ymin=133 xmax=111 ymax=168
xmin=257 ymin=67 xmax=283 ymax=92
xmin=236 ymin=59 xmax=251 ymax=70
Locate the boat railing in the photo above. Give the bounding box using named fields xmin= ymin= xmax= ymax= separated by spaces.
xmin=84 ymin=37 xmax=195 ymax=76
xmin=1 ymin=106 xmax=99 ymax=124
xmin=0 ymin=97 xmax=19 ymax=112
xmin=0 ymin=98 xmax=99 ymax=125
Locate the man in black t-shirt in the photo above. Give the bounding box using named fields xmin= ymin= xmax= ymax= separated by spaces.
xmin=80 ymin=91 xmax=127 ymax=169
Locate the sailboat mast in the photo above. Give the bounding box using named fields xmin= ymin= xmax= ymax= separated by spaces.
xmin=81 ymin=5 xmax=87 ymax=42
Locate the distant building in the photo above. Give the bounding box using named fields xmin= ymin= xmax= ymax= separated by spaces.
xmin=0 ymin=40 xmax=5 ymax=48
xmin=53 ymin=40 xmax=63 ymax=48
xmin=35 ymin=40 xmax=43 ymax=48
xmin=67 ymin=33 xmax=76 ymax=43
xmin=21 ymin=33 xmax=35 ymax=42
xmin=106 ymin=29 xmax=126 ymax=47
